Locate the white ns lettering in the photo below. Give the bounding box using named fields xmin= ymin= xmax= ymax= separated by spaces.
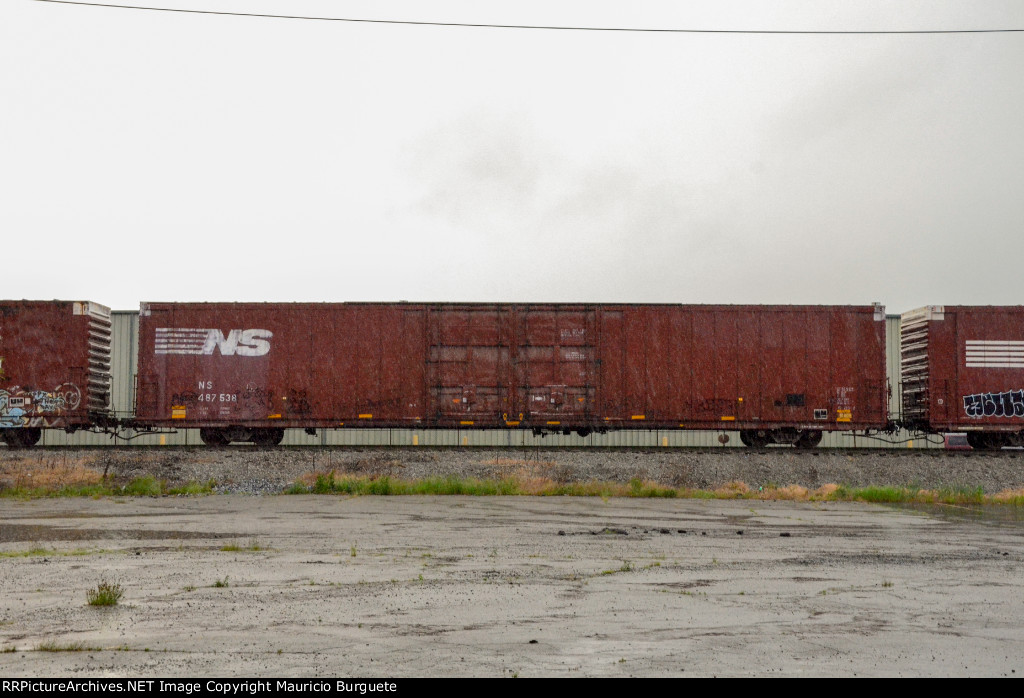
xmin=202 ymin=329 xmax=273 ymax=357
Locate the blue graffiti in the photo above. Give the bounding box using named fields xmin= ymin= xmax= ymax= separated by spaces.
xmin=0 ymin=383 xmax=81 ymax=428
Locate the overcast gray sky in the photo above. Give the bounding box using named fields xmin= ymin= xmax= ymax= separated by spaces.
xmin=3 ymin=1 xmax=1022 ymax=312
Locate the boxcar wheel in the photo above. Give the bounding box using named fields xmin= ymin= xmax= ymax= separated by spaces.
xmin=199 ymin=428 xmax=231 ymax=446
xmin=966 ymin=432 xmax=1006 ymax=450
xmin=739 ymin=430 xmax=769 ymax=448
xmin=253 ymin=428 xmax=284 ymax=447
xmin=795 ymin=430 xmax=822 ymax=449
xmin=2 ymin=429 xmax=41 ymax=448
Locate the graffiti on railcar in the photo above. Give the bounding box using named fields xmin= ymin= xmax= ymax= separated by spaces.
xmin=171 ymin=390 xmax=200 ymax=406
xmin=285 ymin=388 xmax=312 ymax=415
xmin=0 ymin=383 xmax=82 ymax=428
xmin=963 ymin=390 xmax=1024 ymax=418
xmin=242 ymin=384 xmax=274 ymax=409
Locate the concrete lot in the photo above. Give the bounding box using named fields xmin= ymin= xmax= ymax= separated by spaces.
xmin=0 ymin=495 xmax=1022 ymax=677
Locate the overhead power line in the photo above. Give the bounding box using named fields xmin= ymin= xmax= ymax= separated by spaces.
xmin=32 ymin=0 xmax=1024 ymax=34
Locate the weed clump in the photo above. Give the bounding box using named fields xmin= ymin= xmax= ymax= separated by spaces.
xmin=120 ymin=476 xmax=161 ymax=497
xmin=86 ymin=580 xmax=123 ymax=607
xmin=628 ymin=479 xmax=677 ymax=498
xmin=36 ymin=641 xmax=95 ymax=652
xmin=167 ymin=480 xmax=216 ymax=496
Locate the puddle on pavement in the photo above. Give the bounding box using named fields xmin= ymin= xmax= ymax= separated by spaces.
xmin=893 ymin=503 xmax=1024 ymax=526
xmin=0 ymin=524 xmax=229 ymax=543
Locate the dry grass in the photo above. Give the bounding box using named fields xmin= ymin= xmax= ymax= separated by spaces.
xmin=813 ymin=483 xmax=841 ymax=498
xmin=763 ymin=484 xmax=810 ymax=500
xmin=0 ymin=454 xmax=215 ymax=498
xmin=508 ymin=474 xmax=560 ymax=495
xmin=715 ymin=480 xmax=750 ymax=497
xmin=0 ymin=456 xmax=104 ymax=491
xmin=991 ymin=488 xmax=1024 ymax=505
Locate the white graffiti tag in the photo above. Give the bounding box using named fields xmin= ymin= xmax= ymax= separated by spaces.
xmin=0 ymin=383 xmax=82 ymax=428
xmin=963 ymin=389 xmax=1024 ymax=418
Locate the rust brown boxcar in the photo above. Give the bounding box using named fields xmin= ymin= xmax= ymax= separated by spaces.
xmin=134 ymin=302 xmax=889 ymax=447
xmin=0 ymin=300 xmax=112 ymax=447
xmin=902 ymin=305 xmax=1024 ymax=449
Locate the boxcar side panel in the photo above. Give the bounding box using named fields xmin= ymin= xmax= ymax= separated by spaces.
xmin=135 ymin=302 xmax=887 ymax=436
xmin=927 ymin=306 xmax=1024 ymax=431
xmin=597 ymin=305 xmax=886 ymax=431
xmin=0 ymin=301 xmax=109 ymax=433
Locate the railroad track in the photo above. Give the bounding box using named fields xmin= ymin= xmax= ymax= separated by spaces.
xmin=17 ymin=445 xmax=1024 ymax=458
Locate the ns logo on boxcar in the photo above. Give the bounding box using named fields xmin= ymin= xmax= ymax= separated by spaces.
xmin=155 ymin=328 xmax=272 ymax=357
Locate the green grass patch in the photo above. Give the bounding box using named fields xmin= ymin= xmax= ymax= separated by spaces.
xmin=937 ymin=486 xmax=985 ymax=505
xmin=0 ymin=476 xmax=216 ymax=499
xmin=167 ymin=479 xmax=216 ymax=496
xmin=301 ymin=473 xmax=525 ymax=496
xmin=284 ymin=481 xmax=310 ymax=495
xmin=290 ymin=472 xmax=689 ymax=498
xmin=852 ymin=486 xmax=917 ymax=504
xmin=825 ymin=484 xmax=1004 ymax=506
xmin=86 ymin=580 xmax=123 ymax=607
xmin=0 ymin=483 xmax=111 ymax=499
xmin=120 ymin=476 xmax=162 ymax=496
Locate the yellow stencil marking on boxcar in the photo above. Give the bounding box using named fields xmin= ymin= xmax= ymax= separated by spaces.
xmin=267 ymin=414 xmax=282 ymax=419
xmin=171 ymin=405 xmax=186 ymax=419
xmin=504 ymin=421 xmax=520 ymax=426
xmin=547 ymin=421 xmax=560 ymax=425
xmin=837 ymin=409 xmax=852 ymax=423
xmin=631 ymin=415 xmax=645 ymax=420
xmin=720 ymin=416 xmax=736 ymax=421
xmin=358 ymin=414 xmax=372 ymax=419
xmin=460 ymin=420 xmax=474 ymax=425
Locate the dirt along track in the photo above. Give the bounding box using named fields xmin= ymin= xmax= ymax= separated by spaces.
xmin=0 ymin=448 xmax=1023 ymax=677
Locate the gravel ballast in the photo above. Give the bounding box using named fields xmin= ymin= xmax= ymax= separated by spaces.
xmin=3 ymin=447 xmax=1023 ymax=495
